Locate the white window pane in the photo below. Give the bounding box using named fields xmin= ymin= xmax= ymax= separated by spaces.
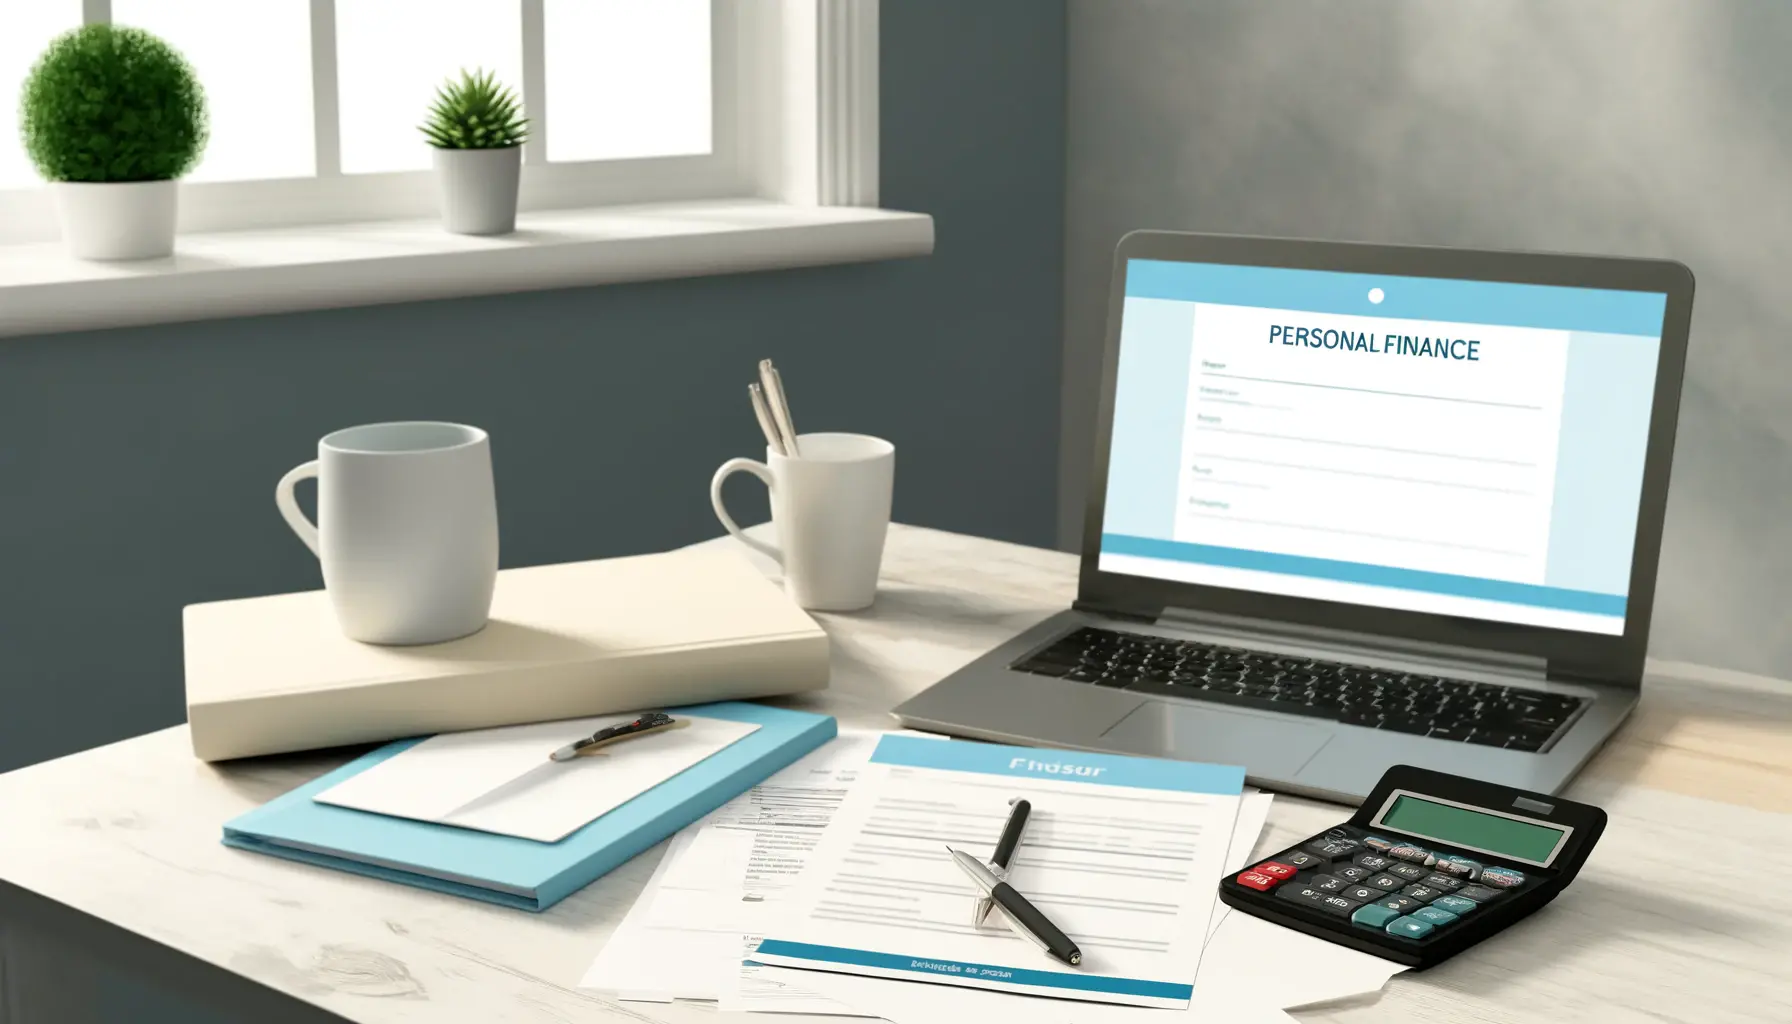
xmin=544 ymin=0 xmax=710 ymax=163
xmin=338 ymin=0 xmax=524 ymax=175
xmin=0 ymin=0 xmax=83 ymax=189
xmin=114 ymin=0 xmax=316 ymax=182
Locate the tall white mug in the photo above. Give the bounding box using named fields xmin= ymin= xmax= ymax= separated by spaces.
xmin=276 ymin=422 xmax=499 ymax=645
xmin=710 ymin=433 xmax=894 ymax=611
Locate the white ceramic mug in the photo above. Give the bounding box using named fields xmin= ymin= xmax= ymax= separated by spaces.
xmin=276 ymin=422 xmax=499 ymax=645
xmin=711 ymin=433 xmax=894 ymax=611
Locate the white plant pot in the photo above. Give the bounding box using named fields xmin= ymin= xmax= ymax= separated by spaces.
xmin=54 ymin=180 xmax=178 ymax=261
xmin=432 ymin=147 xmax=522 ymax=236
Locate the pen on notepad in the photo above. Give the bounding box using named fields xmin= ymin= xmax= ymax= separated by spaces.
xmin=548 ymin=712 xmax=687 ymax=762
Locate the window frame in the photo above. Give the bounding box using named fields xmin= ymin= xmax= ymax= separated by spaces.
xmin=0 ymin=0 xmax=878 ymax=245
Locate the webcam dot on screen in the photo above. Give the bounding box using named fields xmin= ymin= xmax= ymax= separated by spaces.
xmin=1368 ymin=288 xmax=1385 ymax=304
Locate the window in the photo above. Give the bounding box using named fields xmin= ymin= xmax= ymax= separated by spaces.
xmin=0 ymin=1 xmax=919 ymax=339
xmin=0 ymin=0 xmax=81 ymax=191
xmin=0 ymin=0 xmax=763 ymax=241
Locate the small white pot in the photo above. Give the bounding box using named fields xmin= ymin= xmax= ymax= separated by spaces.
xmin=432 ymin=146 xmax=522 ymax=236
xmin=54 ymin=180 xmax=178 ymax=261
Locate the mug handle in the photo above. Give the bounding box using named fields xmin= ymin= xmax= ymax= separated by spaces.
xmin=276 ymin=460 xmax=321 ymax=556
xmin=710 ymin=458 xmax=781 ymax=566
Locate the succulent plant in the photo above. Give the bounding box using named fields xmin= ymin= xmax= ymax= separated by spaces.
xmin=420 ymin=69 xmax=528 ymax=150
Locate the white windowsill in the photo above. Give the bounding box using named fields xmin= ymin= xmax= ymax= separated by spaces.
xmin=0 ymin=199 xmax=934 ymax=339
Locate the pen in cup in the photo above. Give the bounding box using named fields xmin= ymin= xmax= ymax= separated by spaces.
xmin=757 ymin=358 xmax=802 ymax=457
xmin=748 ymin=383 xmax=787 ymax=456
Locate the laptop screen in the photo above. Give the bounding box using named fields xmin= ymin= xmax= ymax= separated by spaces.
xmin=1098 ymin=259 xmax=1669 ymax=636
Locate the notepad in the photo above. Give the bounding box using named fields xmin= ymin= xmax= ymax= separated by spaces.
xmin=315 ymin=713 xmax=761 ymax=843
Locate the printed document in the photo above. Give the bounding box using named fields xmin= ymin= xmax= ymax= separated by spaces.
xmin=745 ymin=787 xmax=1404 ymax=1022
xmin=722 ymin=790 xmax=1275 ymax=1017
xmin=578 ymin=731 xmax=883 ymax=1004
xmin=750 ymin=735 xmax=1245 ymax=1009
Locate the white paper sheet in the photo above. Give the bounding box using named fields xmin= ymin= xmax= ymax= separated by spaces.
xmin=748 ymin=736 xmax=1245 ymax=1009
xmin=718 ymin=790 xmax=1274 ymax=1018
xmin=579 ymin=731 xmax=886 ymax=1003
xmin=314 ymin=713 xmax=760 ymax=843
xmin=736 ymin=787 xmax=1405 ymax=1021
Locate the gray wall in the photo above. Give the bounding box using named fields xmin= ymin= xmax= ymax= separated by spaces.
xmin=0 ymin=0 xmax=1067 ymax=776
xmin=1062 ymin=0 xmax=1792 ymax=676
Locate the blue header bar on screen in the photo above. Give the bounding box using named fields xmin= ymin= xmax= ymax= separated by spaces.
xmin=1125 ymin=260 xmax=1668 ymax=337
xmin=870 ymin=735 xmax=1245 ymax=795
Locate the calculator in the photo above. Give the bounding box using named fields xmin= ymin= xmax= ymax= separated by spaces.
xmin=1220 ymin=765 xmax=1606 ymax=968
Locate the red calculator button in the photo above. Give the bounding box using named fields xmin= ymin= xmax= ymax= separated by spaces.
xmin=1255 ymin=861 xmax=1298 ymax=880
xmin=1236 ymin=870 xmax=1280 ymax=891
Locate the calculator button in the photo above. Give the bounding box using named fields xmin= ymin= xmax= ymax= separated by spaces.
xmin=1433 ymin=855 xmax=1482 ymax=879
xmin=1419 ymin=873 xmax=1465 ymax=892
xmin=1361 ymin=835 xmax=1398 ymax=852
xmin=1235 ymin=870 xmax=1280 ymax=891
xmin=1276 ymin=885 xmax=1361 ymax=917
xmin=1343 ymin=885 xmax=1384 ymax=903
xmin=1305 ymin=839 xmax=1357 ymax=858
xmin=1365 ymin=873 xmax=1406 ymax=892
xmin=1352 ymin=853 xmax=1392 ymax=872
xmin=1410 ymin=906 xmax=1459 ymax=927
xmin=1375 ymin=895 xmax=1422 ymax=914
xmin=1386 ymin=917 xmax=1434 ymax=940
xmin=1316 ymin=893 xmax=1364 ymax=917
xmin=1309 ymin=874 xmax=1349 ymax=893
xmin=1281 ymin=850 xmax=1323 ymax=870
xmin=1350 ymin=904 xmax=1403 ymax=929
xmin=1254 ymin=861 xmax=1298 ymax=880
xmin=1388 ymin=843 xmax=1430 ymax=863
xmin=1478 ymin=866 xmax=1527 ymax=888
xmin=1385 ymin=863 xmax=1430 ymax=882
xmin=1400 ymin=884 xmax=1443 ymax=904
xmin=1276 ymin=885 xmax=1330 ymax=909
xmin=1457 ymin=884 xmax=1506 ymax=903
xmin=1431 ymin=895 xmax=1478 ymax=915
xmin=1333 ymin=865 xmax=1372 ymax=883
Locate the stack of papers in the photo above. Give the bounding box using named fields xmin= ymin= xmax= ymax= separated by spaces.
xmin=580 ymin=731 xmax=1406 ymax=1021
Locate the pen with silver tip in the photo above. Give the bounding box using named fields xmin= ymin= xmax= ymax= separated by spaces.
xmin=947 ymin=845 xmax=1081 ymax=967
xmin=974 ymin=798 xmax=1031 ymax=926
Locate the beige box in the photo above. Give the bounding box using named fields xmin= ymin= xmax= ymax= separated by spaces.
xmin=183 ymin=547 xmax=828 ymax=761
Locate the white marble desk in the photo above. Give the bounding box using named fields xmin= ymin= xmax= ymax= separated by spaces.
xmin=2 ymin=524 xmax=1791 ymax=1023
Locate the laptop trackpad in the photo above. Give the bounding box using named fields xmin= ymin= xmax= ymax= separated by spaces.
xmin=1099 ymin=700 xmax=1332 ymax=780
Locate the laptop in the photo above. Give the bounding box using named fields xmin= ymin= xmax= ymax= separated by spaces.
xmin=894 ymin=231 xmax=1694 ymax=805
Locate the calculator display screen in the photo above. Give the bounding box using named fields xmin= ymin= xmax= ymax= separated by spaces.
xmin=1377 ymin=793 xmax=1567 ymax=865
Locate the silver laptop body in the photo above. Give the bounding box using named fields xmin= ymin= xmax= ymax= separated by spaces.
xmin=895 ymin=231 xmax=1694 ymax=805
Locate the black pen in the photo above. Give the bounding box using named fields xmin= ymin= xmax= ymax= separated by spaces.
xmin=974 ymin=798 xmax=1031 ymax=926
xmin=548 ymin=712 xmax=686 ymax=762
xmin=947 ymin=846 xmax=1082 ymax=967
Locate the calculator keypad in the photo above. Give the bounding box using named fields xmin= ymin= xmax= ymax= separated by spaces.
xmin=1457 ymin=884 xmax=1506 ymax=903
xmin=1233 ymin=823 xmax=1544 ymax=943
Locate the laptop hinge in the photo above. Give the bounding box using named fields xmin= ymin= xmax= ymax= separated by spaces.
xmin=1071 ymin=599 xmax=1154 ymax=623
xmin=1154 ymin=605 xmax=1550 ymax=683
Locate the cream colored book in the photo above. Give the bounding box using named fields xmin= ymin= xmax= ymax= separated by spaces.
xmin=184 ymin=546 xmax=828 ymax=761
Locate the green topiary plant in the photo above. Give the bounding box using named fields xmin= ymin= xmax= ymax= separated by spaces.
xmin=20 ymin=24 xmax=208 ymax=183
xmin=420 ymin=69 xmax=529 ymax=150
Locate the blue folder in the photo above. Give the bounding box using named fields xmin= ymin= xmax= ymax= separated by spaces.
xmin=222 ymin=702 xmax=836 ymax=911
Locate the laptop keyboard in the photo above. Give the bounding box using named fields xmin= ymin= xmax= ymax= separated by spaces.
xmin=1010 ymin=627 xmax=1584 ymax=753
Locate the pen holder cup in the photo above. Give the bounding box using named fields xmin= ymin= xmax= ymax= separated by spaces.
xmin=710 ymin=433 xmax=894 ymax=612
